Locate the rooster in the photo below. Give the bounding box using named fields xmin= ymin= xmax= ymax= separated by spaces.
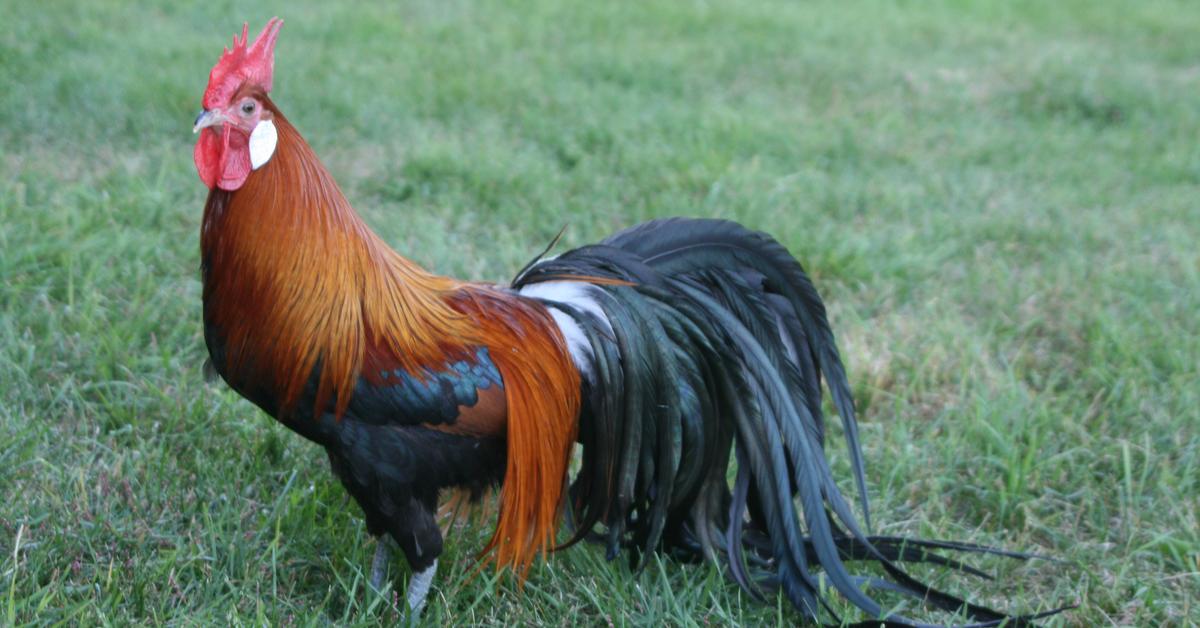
xmin=192 ymin=19 xmax=1062 ymax=625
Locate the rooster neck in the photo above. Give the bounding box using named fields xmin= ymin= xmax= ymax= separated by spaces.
xmin=200 ymin=104 xmax=481 ymax=418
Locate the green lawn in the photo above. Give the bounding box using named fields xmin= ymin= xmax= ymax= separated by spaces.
xmin=2 ymin=0 xmax=1197 ymax=624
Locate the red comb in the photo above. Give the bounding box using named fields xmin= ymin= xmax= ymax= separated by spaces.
xmin=202 ymin=18 xmax=284 ymax=109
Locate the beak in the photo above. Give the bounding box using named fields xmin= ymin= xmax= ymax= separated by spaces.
xmin=192 ymin=109 xmax=224 ymax=134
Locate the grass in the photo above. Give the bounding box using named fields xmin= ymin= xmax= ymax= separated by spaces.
xmin=1 ymin=0 xmax=1197 ymax=624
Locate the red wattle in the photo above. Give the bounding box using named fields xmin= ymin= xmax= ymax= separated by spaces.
xmin=194 ymin=127 xmax=221 ymax=189
xmin=217 ymin=126 xmax=252 ymax=191
xmin=193 ymin=125 xmax=252 ymax=191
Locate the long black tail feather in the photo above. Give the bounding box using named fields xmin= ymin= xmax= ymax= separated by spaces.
xmin=514 ymin=218 xmax=1066 ymax=625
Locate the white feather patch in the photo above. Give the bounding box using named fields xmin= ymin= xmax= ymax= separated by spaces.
xmin=518 ymin=281 xmax=612 ymax=379
xmin=519 ymin=282 xmax=611 ymax=332
xmin=248 ymin=119 xmax=277 ymax=169
xmin=546 ymin=307 xmax=592 ymax=371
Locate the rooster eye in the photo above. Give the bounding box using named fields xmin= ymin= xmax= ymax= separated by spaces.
xmin=241 ymin=101 xmax=255 ymax=115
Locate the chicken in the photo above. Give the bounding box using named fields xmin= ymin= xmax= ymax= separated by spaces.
xmin=191 ymin=18 xmax=1062 ymax=625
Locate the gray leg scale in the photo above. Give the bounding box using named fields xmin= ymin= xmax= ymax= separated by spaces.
xmin=406 ymin=559 xmax=437 ymax=616
xmin=369 ymin=538 xmax=391 ymax=591
xmin=368 ymin=537 xmax=435 ymax=619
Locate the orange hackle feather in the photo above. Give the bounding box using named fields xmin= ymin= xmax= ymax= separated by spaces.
xmin=453 ymin=290 xmax=580 ymax=575
xmin=202 ymin=94 xmax=580 ymax=575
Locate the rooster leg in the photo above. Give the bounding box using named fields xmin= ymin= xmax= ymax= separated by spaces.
xmin=369 ymin=538 xmax=392 ymax=591
xmin=389 ymin=494 xmax=443 ymax=616
xmin=405 ymin=559 xmax=437 ymax=615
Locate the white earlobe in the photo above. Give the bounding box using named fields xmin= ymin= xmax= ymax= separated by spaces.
xmin=249 ymin=119 xmax=277 ymax=169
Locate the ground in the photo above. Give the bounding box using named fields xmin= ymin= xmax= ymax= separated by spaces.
xmin=1 ymin=0 xmax=1197 ymax=625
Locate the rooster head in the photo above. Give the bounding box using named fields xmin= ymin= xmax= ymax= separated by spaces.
xmin=193 ymin=18 xmax=283 ymax=191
